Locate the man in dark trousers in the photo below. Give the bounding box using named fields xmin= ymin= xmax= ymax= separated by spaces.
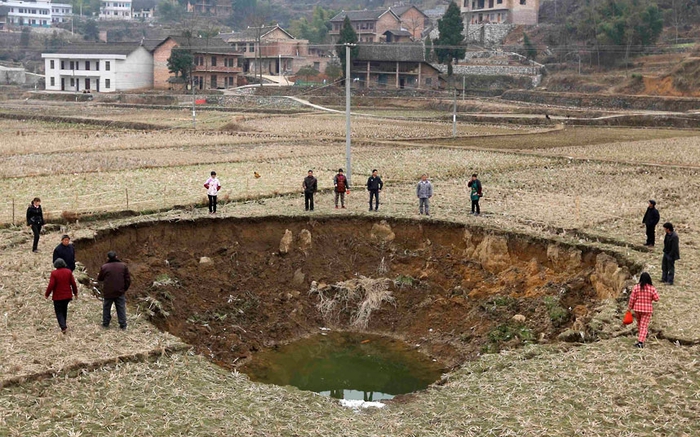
xmin=97 ymin=251 xmax=131 ymax=330
xmin=467 ymin=174 xmax=483 ymax=216
xmin=26 ymin=197 xmax=44 ymax=252
xmin=661 ymin=222 xmax=680 ymax=285
xmin=366 ymin=169 xmax=383 ymax=211
xmin=334 ymin=168 xmax=349 ymax=209
xmin=302 ymin=169 xmax=318 ymax=211
xmin=53 ymin=235 xmax=76 ymax=271
xmin=642 ymin=200 xmax=660 ymax=246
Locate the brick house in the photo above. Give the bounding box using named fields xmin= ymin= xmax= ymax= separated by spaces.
xmin=153 ymin=36 xmax=243 ymax=90
xmin=220 ymin=25 xmax=330 ymax=76
xmin=329 ymin=9 xmax=401 ymax=43
xmin=351 ymin=44 xmax=441 ymax=90
xmin=462 ymin=0 xmax=540 ymax=25
xmin=389 ymin=5 xmax=430 ymax=41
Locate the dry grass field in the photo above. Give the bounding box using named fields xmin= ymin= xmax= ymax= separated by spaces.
xmin=1 ymin=100 xmax=700 ymax=436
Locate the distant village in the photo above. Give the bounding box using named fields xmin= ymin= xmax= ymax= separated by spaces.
xmin=0 ymin=0 xmax=542 ymax=93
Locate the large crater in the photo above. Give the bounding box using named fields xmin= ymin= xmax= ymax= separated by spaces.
xmin=76 ymin=217 xmax=636 ymax=368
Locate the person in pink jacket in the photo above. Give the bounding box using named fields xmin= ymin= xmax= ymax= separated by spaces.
xmin=204 ymin=171 xmax=221 ymax=214
xmin=628 ymin=272 xmax=660 ymax=348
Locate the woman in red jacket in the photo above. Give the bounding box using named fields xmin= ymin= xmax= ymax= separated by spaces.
xmin=628 ymin=272 xmax=659 ymax=349
xmin=45 ymin=258 xmax=78 ymax=334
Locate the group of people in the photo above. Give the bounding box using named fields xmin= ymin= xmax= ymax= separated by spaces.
xmin=627 ymin=200 xmax=682 ymax=348
xmin=300 ymin=169 xmax=483 ymax=216
xmin=28 ymin=176 xmax=679 ymax=349
xmin=42 ymin=233 xmax=131 ymax=334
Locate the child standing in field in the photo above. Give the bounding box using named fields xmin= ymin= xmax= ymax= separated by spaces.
xmin=628 ymin=272 xmax=659 ymax=348
xmin=204 ymin=171 xmax=221 ymax=214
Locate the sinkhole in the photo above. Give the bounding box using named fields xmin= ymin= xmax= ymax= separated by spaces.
xmin=76 ymin=216 xmax=637 ymax=399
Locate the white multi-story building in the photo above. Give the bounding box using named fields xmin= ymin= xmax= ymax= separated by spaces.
xmin=42 ymin=42 xmax=153 ymax=93
xmin=99 ymin=0 xmax=132 ymax=20
xmin=3 ymin=0 xmax=52 ymax=27
xmin=51 ymin=2 xmax=72 ymax=23
xmin=0 ymin=0 xmax=72 ymax=27
xmin=461 ymin=0 xmax=540 ymax=25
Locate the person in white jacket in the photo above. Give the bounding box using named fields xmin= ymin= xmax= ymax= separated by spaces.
xmin=204 ymin=171 xmax=221 ymax=214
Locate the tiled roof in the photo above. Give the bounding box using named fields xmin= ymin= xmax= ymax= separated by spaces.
xmin=383 ymin=29 xmax=413 ymax=37
xmin=168 ymin=35 xmax=239 ymax=53
xmin=356 ymin=43 xmax=425 ymax=62
xmin=220 ymin=25 xmax=294 ymax=42
xmin=390 ymin=5 xmax=427 ymax=17
xmin=329 ymin=9 xmax=397 ymax=22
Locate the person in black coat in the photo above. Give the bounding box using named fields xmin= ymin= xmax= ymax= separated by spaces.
xmin=642 ymin=200 xmax=660 ymax=246
xmin=26 ymin=197 xmax=44 ymax=253
xmin=366 ymin=169 xmax=383 ymax=211
xmin=302 ymin=170 xmax=318 ymax=211
xmin=661 ymin=222 xmax=680 ymax=285
xmin=53 ymin=235 xmax=76 ymax=271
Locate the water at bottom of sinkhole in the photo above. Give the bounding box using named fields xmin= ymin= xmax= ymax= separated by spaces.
xmin=242 ymin=331 xmax=445 ymax=401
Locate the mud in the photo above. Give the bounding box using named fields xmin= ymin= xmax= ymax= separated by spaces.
xmin=75 ymin=217 xmax=636 ymax=369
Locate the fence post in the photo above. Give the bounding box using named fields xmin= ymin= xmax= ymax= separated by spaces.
xmin=12 ymin=198 xmax=15 ymax=226
xmin=125 ymin=188 xmax=129 ymax=210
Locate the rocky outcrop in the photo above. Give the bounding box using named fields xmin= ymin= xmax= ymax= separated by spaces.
xmin=370 ymin=221 xmax=396 ymax=243
xmin=589 ymin=253 xmax=632 ymax=300
xmin=472 ymin=235 xmax=511 ymax=272
xmin=279 ymin=229 xmax=293 ymax=254
xmin=298 ymin=229 xmax=313 ymax=253
xmin=547 ymin=244 xmax=582 ymax=271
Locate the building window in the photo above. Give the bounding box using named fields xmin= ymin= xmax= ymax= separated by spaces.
xmin=50 ymin=60 xmax=54 ymax=69
xmin=96 ymin=61 xmax=99 ymax=70
xmin=211 ymin=56 xmax=216 ymax=66
xmin=520 ymin=0 xmax=526 ymax=3
xmin=50 ymin=77 xmax=55 ymax=86
xmin=61 ymin=60 xmax=65 ymax=69
xmin=426 ymin=78 xmax=432 ymax=85
xmin=85 ymin=61 xmax=90 ymax=70
xmin=105 ymin=61 xmax=110 ymax=71
xmin=248 ymin=43 xmax=254 ymax=52
xmin=211 ymin=75 xmax=217 ymax=88
xmin=313 ymin=62 xmax=320 ymax=71
xmin=69 ymin=61 xmax=74 ymax=70
xmin=70 ymin=78 xmax=74 ymax=87
xmin=105 ymin=79 xmax=110 ymax=89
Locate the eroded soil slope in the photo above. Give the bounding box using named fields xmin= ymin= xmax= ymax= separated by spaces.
xmin=76 ymin=217 xmax=635 ymax=368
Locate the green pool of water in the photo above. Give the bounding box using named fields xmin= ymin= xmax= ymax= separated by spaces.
xmin=242 ymin=331 xmax=445 ymax=401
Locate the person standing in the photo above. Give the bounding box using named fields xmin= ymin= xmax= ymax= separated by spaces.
xmin=416 ymin=174 xmax=433 ymax=216
xmin=334 ymin=169 xmax=349 ymax=209
xmin=302 ymin=170 xmax=318 ymax=211
xmin=641 ymin=200 xmax=660 ymax=246
xmin=366 ymin=169 xmax=383 ymax=212
xmin=53 ymin=235 xmax=76 ymax=271
xmin=661 ymin=222 xmax=680 ymax=285
xmin=628 ymin=272 xmax=659 ymax=348
xmin=98 ymin=251 xmax=131 ymax=330
xmin=204 ymin=171 xmax=221 ymax=214
xmin=26 ymin=197 xmax=44 ymax=253
xmin=467 ymin=174 xmax=483 ymax=216
xmin=45 ymin=258 xmax=78 ymax=334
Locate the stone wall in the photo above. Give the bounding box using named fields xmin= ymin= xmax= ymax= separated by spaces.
xmin=437 ymin=64 xmax=541 ymax=76
xmin=463 ymin=23 xmax=515 ymax=46
xmin=502 ymin=90 xmax=700 ymax=112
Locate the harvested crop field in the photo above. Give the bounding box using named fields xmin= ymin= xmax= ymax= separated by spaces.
xmin=1 ymin=100 xmax=700 ymax=436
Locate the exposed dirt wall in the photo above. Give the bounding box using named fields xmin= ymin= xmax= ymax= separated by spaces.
xmin=75 ymin=216 xmax=637 ymax=368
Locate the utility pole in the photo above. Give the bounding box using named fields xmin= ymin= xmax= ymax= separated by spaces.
xmin=345 ymin=43 xmax=355 ymax=186
xmin=278 ymin=54 xmax=282 ymax=87
xmin=191 ymin=76 xmax=196 ymax=129
xmin=452 ymin=88 xmax=457 ymax=138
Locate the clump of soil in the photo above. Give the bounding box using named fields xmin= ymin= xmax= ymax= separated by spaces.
xmin=76 ymin=217 xmax=635 ymax=369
